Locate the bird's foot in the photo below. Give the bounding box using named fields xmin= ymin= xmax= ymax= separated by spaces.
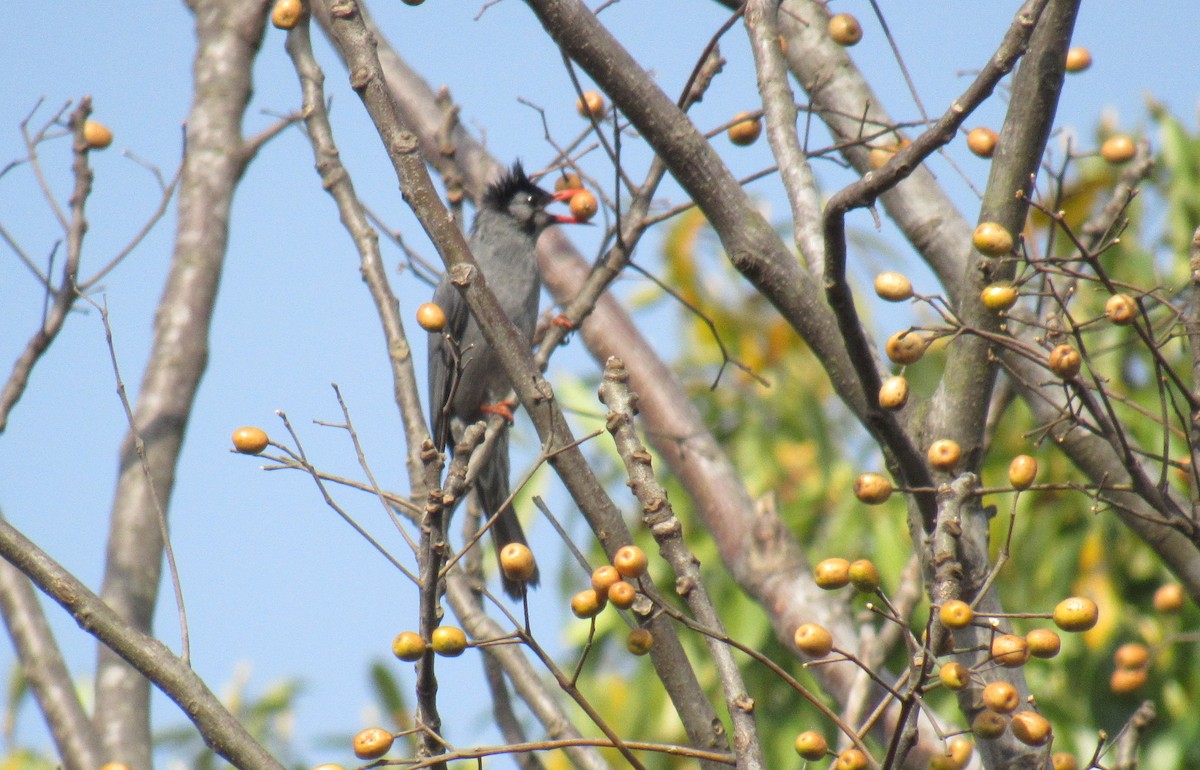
xmin=480 ymin=400 xmax=517 ymax=424
xmin=551 ymin=314 xmax=575 ymax=329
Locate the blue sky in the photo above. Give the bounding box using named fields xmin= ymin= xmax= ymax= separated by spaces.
xmin=1 ymin=1 xmax=1197 ymax=766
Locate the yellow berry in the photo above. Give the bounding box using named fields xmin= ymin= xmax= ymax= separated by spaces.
xmin=939 ymin=661 xmax=971 ymax=690
xmin=848 ymin=559 xmax=880 ymax=593
xmin=499 ymin=542 xmax=537 ymax=583
xmin=874 ymin=271 xmax=913 ymax=301
xmin=391 ymin=631 xmax=425 ymax=662
xmin=971 ymin=710 xmax=1008 ymax=740
xmin=1052 ymin=752 xmax=1079 ymax=770
xmin=430 ymin=626 xmax=468 ymax=657
xmin=973 ymin=222 xmax=1015 ymax=257
xmin=878 ymin=375 xmax=910 ymax=410
xmin=813 ymin=557 xmax=851 ymax=590
xmin=554 ymin=172 xmax=583 ymax=193
xmin=939 ymin=599 xmax=974 ymax=629
xmin=793 ymin=622 xmax=833 ymax=658
xmin=1053 ymin=596 xmax=1099 ymax=632
xmin=980 ymin=283 xmax=1019 ymax=311
xmin=828 ymin=13 xmax=863 ymax=46
xmin=417 ymin=302 xmax=447 ymax=332
xmin=1109 ymin=667 xmax=1148 ymax=693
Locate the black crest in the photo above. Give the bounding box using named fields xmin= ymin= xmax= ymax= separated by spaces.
xmin=481 ymin=161 xmax=551 ymax=213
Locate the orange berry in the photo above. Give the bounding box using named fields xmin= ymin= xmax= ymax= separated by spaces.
xmin=971 ymin=710 xmax=1007 ymax=740
xmin=1048 ymin=344 xmax=1082 ymax=379
xmin=1008 ymin=455 xmax=1038 ymax=490
xmin=569 ymin=190 xmax=598 ymax=222
xmin=1100 ymin=135 xmax=1136 ymax=164
xmin=1064 ymin=47 xmax=1092 ymax=72
xmin=1113 ymin=642 xmax=1150 ymax=670
xmin=854 ymin=472 xmax=893 ymax=504
xmin=1153 ymin=583 xmax=1185 ymax=613
xmin=607 ymin=580 xmax=637 ymax=609
xmin=927 ymin=439 xmax=962 ymax=471
xmin=591 ymin=565 xmax=621 ymax=595
xmin=1026 ymin=628 xmax=1061 ymax=659
xmin=416 ymin=302 xmax=446 ymax=332
xmin=991 ymin=634 xmax=1030 ymax=668
xmin=499 ymin=542 xmax=537 ymax=583
xmin=554 ymin=172 xmax=584 ymax=193
xmin=834 ymin=748 xmax=868 ymax=770
xmin=966 ymin=127 xmax=998 ymax=158
xmin=576 ymin=91 xmax=607 ymax=120
xmin=1052 ymin=753 xmax=1079 ymax=770
xmin=271 ymin=0 xmax=303 ymax=29
xmin=1009 ymin=711 xmax=1052 ymax=747
xmin=885 ymin=330 xmax=928 ymax=365
xmin=352 ymin=727 xmax=394 ymax=760
xmin=727 ymin=112 xmax=763 ymax=147
xmin=613 ymin=545 xmax=649 ymax=579
xmin=1109 ymin=667 xmax=1148 ymax=693
xmin=794 ymin=730 xmax=828 ymax=761
xmin=982 ymin=680 xmax=1019 ymax=713
xmin=232 ymin=426 xmax=269 ymax=455
xmin=625 ymin=628 xmax=653 ymax=655
xmin=1104 ymin=293 xmax=1138 ymax=325
xmin=82 ymin=120 xmax=113 ymax=150
xmin=1053 ymin=596 xmax=1099 ymax=632
xmin=570 ymin=589 xmax=606 ymax=619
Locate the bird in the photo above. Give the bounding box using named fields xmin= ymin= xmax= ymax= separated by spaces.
xmin=427 ymin=162 xmax=583 ymax=599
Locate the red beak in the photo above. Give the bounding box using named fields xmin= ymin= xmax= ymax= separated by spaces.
xmin=549 ymin=188 xmax=588 ymax=224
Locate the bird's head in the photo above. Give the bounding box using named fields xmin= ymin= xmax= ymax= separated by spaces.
xmin=480 ymin=162 xmax=586 ymax=234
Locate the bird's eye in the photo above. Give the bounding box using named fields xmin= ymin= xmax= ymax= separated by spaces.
xmin=525 ymin=194 xmax=536 ymax=205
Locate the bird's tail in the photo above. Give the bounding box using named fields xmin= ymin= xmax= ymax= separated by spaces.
xmin=476 ymin=429 xmax=540 ymax=599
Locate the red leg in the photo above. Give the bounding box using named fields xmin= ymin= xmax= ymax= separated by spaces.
xmin=551 ymin=314 xmax=575 ymax=329
xmin=480 ymin=400 xmax=517 ymax=424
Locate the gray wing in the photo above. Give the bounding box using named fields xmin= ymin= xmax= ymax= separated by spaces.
xmin=428 ymin=275 xmax=470 ymax=451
